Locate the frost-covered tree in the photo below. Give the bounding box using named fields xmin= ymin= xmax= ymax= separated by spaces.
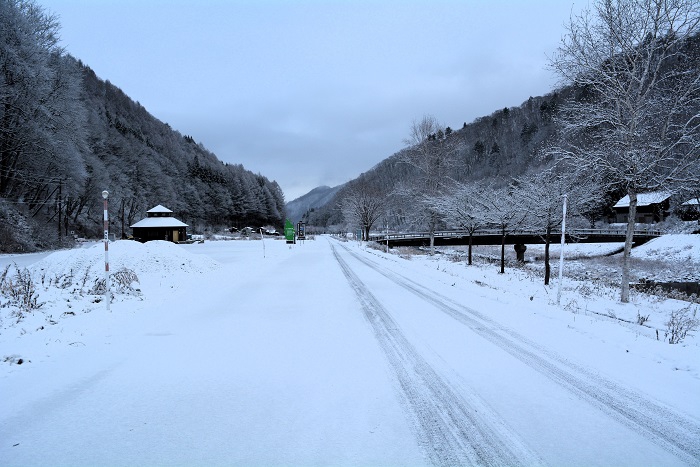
xmin=549 ymin=0 xmax=700 ymax=302
xmin=398 ymin=115 xmax=457 ymax=254
xmin=341 ymin=179 xmax=386 ymax=241
xmin=428 ymin=182 xmax=489 ymax=265
xmin=0 ymin=0 xmax=86 ymax=199
xmin=475 ymin=184 xmax=528 ymax=274
xmin=517 ymin=167 xmax=603 ymax=285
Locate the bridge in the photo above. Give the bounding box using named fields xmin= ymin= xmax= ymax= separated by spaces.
xmin=367 ymin=228 xmax=663 ymax=248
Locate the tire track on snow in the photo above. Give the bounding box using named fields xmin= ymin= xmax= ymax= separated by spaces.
xmin=331 ymin=243 xmax=543 ymax=466
xmin=337 ymin=241 xmax=700 ymax=465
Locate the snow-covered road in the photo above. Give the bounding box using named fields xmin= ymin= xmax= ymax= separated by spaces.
xmin=332 ymin=242 xmax=541 ymax=465
xmin=331 ymin=240 xmax=700 ymax=466
xmin=2 ymin=237 xmax=699 ymax=466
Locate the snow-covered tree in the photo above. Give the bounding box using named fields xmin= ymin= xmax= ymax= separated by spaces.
xmin=475 ymin=184 xmax=528 ymax=274
xmin=517 ymin=167 xmax=603 ymax=285
xmin=341 ymin=179 xmax=386 ymax=241
xmin=398 ymin=115 xmax=457 ymax=254
xmin=549 ymin=0 xmax=700 ymax=302
xmin=0 ymin=0 xmax=87 ymax=198
xmin=428 ymin=182 xmax=489 ymax=265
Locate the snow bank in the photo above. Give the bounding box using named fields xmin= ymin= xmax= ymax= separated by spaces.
xmin=631 ymin=234 xmax=700 ymax=262
xmin=0 ymin=241 xmax=221 ymax=340
xmin=409 ymin=235 xmax=700 ymax=342
xmin=29 ymin=240 xmax=220 ymax=281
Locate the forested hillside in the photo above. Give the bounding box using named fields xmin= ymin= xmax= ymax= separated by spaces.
xmin=304 ymin=0 xmax=699 ymax=306
xmin=286 ymin=185 xmax=342 ymax=224
xmin=303 ymin=26 xmax=700 ymax=235
xmin=302 ymin=91 xmax=567 ymax=231
xmin=1 ymin=0 xmax=285 ymax=252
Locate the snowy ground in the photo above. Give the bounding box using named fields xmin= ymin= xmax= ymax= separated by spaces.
xmin=439 ymin=233 xmax=700 ymax=289
xmin=1 ymin=235 xmax=699 ymax=465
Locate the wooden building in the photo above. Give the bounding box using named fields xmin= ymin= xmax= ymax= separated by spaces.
xmin=678 ymin=197 xmax=700 ymax=221
xmin=610 ymin=192 xmax=671 ymax=224
xmin=130 ymin=205 xmax=188 ymax=243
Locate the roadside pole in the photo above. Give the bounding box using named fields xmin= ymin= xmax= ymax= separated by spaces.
xmin=557 ymin=194 xmax=567 ymax=306
xmin=102 ymin=190 xmax=111 ymax=312
xmin=386 ymin=219 xmax=389 ymax=253
xmin=259 ymin=228 xmax=266 ymax=258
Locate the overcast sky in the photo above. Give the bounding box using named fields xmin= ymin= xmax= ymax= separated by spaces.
xmin=46 ymin=0 xmax=581 ymax=201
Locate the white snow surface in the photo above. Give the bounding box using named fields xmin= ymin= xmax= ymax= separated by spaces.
xmin=29 ymin=240 xmax=218 ymax=279
xmin=146 ymin=204 xmax=174 ymax=213
xmin=613 ymin=191 xmax=672 ymax=207
xmin=1 ymin=236 xmax=699 ymax=466
xmin=129 ymin=217 xmax=188 ymax=228
xmin=632 ymin=234 xmax=700 ymax=262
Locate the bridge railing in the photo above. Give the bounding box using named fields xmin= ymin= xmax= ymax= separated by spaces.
xmin=368 ymin=228 xmax=662 ymax=242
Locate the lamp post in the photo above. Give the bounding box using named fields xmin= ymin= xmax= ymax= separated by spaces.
xmin=102 ymin=190 xmax=110 ymax=312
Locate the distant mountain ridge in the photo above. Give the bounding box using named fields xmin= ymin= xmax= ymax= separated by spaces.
xmin=285 ymin=185 xmax=343 ymax=223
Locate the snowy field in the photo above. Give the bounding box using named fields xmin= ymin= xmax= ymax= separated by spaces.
xmin=1 ymin=235 xmax=699 ymax=465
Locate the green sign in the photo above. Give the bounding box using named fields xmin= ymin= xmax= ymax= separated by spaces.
xmin=284 ymin=219 xmax=295 ymax=242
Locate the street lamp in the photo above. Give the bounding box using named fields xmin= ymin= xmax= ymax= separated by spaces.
xmin=102 ymin=190 xmax=110 ymax=312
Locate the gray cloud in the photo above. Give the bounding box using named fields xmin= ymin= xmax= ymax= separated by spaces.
xmin=51 ymin=0 xmax=580 ymax=200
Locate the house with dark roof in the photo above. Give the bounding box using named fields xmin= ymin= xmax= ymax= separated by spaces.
xmin=610 ymin=191 xmax=671 ymax=224
xmin=130 ymin=205 xmax=188 ymax=243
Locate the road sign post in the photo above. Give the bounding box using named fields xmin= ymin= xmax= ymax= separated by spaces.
xmin=297 ymin=221 xmax=306 ymax=242
xmin=284 ymin=219 xmax=295 ymax=245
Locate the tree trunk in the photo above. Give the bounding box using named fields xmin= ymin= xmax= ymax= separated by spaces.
xmin=621 ymin=191 xmax=637 ymax=303
xmin=468 ymin=232 xmax=473 ymax=265
xmin=364 ymin=225 xmax=370 ymax=242
xmin=120 ymin=199 xmax=126 ymax=239
xmin=500 ymin=227 xmax=506 ymax=274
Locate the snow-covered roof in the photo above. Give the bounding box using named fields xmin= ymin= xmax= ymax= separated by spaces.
xmin=613 ymin=191 xmax=672 ymax=208
xmin=147 ymin=205 xmax=173 ymax=213
xmin=130 ymin=217 xmax=188 ymax=228
xmin=682 ymin=198 xmax=699 ymax=206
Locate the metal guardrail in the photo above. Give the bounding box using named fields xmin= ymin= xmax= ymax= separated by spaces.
xmin=368 ymin=228 xmax=663 ymax=242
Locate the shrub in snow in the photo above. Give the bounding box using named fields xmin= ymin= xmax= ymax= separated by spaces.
xmin=665 ymin=306 xmax=699 ymax=344
xmin=636 ymin=312 xmax=650 ymax=326
xmin=0 ymin=264 xmax=43 ymax=320
xmin=111 ymin=268 xmax=140 ymax=295
xmin=89 ymin=268 xmax=140 ymax=297
xmin=2 ymin=355 xmax=26 ymax=365
xmin=366 ymin=241 xmax=387 ymax=252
